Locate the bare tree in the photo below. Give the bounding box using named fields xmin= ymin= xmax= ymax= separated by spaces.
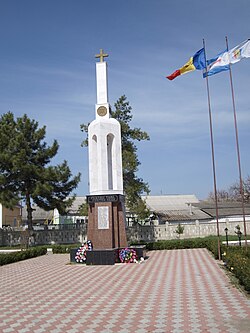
xmin=207 ymin=190 xmax=230 ymax=202
xmin=207 ymin=176 xmax=250 ymax=203
xmin=229 ymin=176 xmax=250 ymax=203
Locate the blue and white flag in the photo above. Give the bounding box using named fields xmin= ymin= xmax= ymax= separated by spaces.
xmin=204 ymin=39 xmax=250 ymax=77
xmin=203 ymin=50 xmax=229 ymax=77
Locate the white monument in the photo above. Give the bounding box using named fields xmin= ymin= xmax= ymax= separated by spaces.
xmin=86 ymin=49 xmax=127 ymax=250
xmin=88 ymin=49 xmax=123 ymax=195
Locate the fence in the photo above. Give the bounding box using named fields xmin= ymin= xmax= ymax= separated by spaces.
xmin=0 ymin=219 xmax=249 ymax=247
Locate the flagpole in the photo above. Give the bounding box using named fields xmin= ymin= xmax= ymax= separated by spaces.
xmin=203 ymin=39 xmax=221 ymax=260
xmin=225 ymin=36 xmax=247 ymax=247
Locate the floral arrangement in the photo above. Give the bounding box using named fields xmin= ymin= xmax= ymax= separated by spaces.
xmin=119 ymin=248 xmax=137 ymax=263
xmin=75 ymin=240 xmax=93 ymax=263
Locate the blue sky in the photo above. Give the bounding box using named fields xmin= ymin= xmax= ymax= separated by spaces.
xmin=0 ymin=0 xmax=249 ymax=200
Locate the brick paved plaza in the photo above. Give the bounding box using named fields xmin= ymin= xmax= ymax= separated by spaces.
xmin=1 ymin=248 xmax=250 ymax=333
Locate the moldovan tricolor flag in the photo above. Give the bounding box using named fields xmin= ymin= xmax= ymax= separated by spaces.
xmin=204 ymin=39 xmax=250 ymax=77
xmin=166 ymin=48 xmax=205 ymax=80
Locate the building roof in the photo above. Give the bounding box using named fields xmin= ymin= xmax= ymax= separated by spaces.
xmin=194 ymin=201 xmax=250 ymax=218
xmin=141 ymin=195 xmax=211 ymax=221
xmin=22 ymin=205 xmax=53 ymax=221
xmin=66 ymin=196 xmax=86 ymax=215
xmin=22 ymin=196 xmax=250 ymax=223
xmin=142 ymin=194 xmax=199 ymax=211
xmin=22 ymin=197 xmax=87 ymax=221
xmin=156 ymin=209 xmax=210 ymax=222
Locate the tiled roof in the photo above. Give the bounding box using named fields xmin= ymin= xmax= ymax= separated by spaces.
xmin=157 ymin=209 xmax=210 ymax=221
xmin=194 ymin=201 xmax=250 ymax=218
xmin=142 ymin=194 xmax=199 ymax=211
xmin=141 ymin=195 xmax=210 ymax=221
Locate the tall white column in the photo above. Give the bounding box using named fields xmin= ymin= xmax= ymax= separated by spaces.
xmin=88 ymin=50 xmax=123 ymax=195
xmin=96 ymin=62 xmax=108 ymax=104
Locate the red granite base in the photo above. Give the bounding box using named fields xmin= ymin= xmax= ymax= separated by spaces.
xmin=87 ymin=194 xmax=127 ymax=249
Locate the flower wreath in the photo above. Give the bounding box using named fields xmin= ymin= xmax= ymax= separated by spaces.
xmin=75 ymin=240 xmax=93 ymax=263
xmin=119 ymin=248 xmax=137 ymax=263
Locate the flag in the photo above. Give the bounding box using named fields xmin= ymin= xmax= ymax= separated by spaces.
xmin=166 ymin=48 xmax=205 ymax=80
xmin=228 ymin=39 xmax=250 ymax=63
xmin=204 ymin=39 xmax=250 ymax=77
xmin=203 ymin=50 xmax=230 ymax=77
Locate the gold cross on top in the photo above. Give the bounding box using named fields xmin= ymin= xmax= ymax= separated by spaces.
xmin=95 ymin=49 xmax=109 ymax=62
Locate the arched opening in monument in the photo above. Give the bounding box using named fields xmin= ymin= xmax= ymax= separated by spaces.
xmin=91 ymin=134 xmax=98 ymax=191
xmin=107 ymin=133 xmax=114 ymax=190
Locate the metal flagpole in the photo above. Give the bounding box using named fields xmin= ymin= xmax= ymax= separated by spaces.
xmin=203 ymin=39 xmax=221 ymax=260
xmin=225 ymin=36 xmax=247 ymax=247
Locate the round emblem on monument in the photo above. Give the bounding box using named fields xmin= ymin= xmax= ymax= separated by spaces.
xmin=97 ymin=106 xmax=107 ymax=117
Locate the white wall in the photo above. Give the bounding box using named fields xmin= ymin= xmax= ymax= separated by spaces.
xmin=127 ymin=217 xmax=250 ymax=242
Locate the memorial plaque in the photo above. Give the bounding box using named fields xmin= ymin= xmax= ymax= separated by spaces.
xmin=87 ymin=194 xmax=122 ymax=203
xmin=98 ymin=206 xmax=109 ymax=229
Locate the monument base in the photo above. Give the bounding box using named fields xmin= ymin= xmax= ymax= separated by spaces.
xmin=86 ymin=194 xmax=127 ymax=249
xmin=86 ymin=248 xmax=118 ymax=265
xmin=70 ymin=245 xmax=146 ymax=265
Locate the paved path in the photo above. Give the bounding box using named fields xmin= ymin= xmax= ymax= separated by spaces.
xmin=0 ymin=248 xmax=249 ymax=333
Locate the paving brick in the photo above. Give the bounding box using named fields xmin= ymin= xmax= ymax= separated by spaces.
xmin=1 ymin=249 xmax=250 ymax=332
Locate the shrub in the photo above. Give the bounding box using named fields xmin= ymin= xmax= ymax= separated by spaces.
xmin=146 ymin=237 xmax=210 ymax=251
xmin=203 ymin=237 xmax=221 ymax=259
xmin=51 ymin=244 xmax=81 ymax=253
xmin=145 ymin=237 xmax=221 ymax=259
xmin=0 ymin=246 xmax=47 ymax=266
xmin=222 ymin=247 xmax=250 ymax=292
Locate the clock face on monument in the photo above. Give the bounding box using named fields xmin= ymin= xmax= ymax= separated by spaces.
xmin=97 ymin=106 xmax=107 ymax=117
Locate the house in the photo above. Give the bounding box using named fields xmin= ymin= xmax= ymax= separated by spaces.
xmin=193 ymin=201 xmax=250 ymax=228
xmin=21 ymin=197 xmax=87 ymax=226
xmin=21 ymin=205 xmax=54 ymax=226
xmin=140 ymin=194 xmax=211 ymax=225
xmin=0 ymin=203 xmax=22 ymax=228
xmin=53 ymin=196 xmax=87 ymax=224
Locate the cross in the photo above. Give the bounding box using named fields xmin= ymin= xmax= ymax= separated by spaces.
xmin=95 ymin=49 xmax=109 ymax=62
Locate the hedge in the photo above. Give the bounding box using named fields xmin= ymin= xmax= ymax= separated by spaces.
xmin=0 ymin=244 xmax=82 ymax=266
xmin=144 ymin=236 xmax=220 ymax=257
xmin=0 ymin=246 xmax=47 ymax=266
xmin=51 ymin=244 xmax=81 ymax=254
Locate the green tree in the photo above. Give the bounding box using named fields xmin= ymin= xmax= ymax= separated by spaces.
xmin=78 ymin=201 xmax=88 ymax=216
xmin=0 ymin=112 xmax=81 ymax=229
xmin=129 ymin=198 xmax=150 ymax=222
xmin=81 ymin=95 xmax=150 ymax=218
xmin=175 ymin=223 xmax=185 ymax=239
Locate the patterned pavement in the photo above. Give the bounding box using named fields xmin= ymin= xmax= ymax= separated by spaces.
xmin=0 ymin=248 xmax=250 ymax=333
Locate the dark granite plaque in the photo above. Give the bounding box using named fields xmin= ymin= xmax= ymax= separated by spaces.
xmin=87 ymin=194 xmax=125 ymax=204
xmin=86 ymin=249 xmax=118 ymax=265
